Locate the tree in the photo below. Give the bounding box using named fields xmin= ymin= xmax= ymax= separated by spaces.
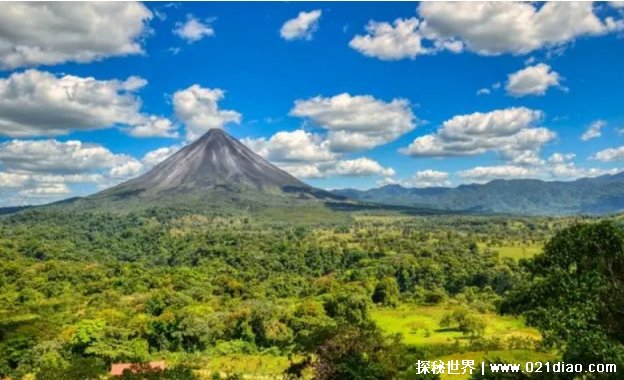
xmin=323 ymin=292 xmax=369 ymax=326
xmin=117 ymin=364 xmax=198 ymax=379
xmin=372 ymin=277 xmax=400 ymax=307
xmin=36 ymin=356 xmax=106 ymax=380
xmin=439 ymin=308 xmax=485 ymax=338
xmin=503 ymin=221 xmax=624 ymax=376
xmin=286 ymin=322 xmax=438 ymax=380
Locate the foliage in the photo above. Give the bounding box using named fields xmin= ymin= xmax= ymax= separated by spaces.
xmin=0 ymin=209 xmax=586 ymax=378
xmin=372 ymin=277 xmax=400 ymax=307
xmin=439 ymin=307 xmax=486 ymax=338
xmin=503 ymin=221 xmax=624 ymax=377
xmin=116 ymin=364 xmax=197 ymax=379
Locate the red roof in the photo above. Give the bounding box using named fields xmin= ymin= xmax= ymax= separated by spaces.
xmin=110 ymin=361 xmax=166 ymax=376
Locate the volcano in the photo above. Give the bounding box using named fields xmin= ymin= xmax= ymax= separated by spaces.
xmin=61 ymin=128 xmax=345 ymax=213
xmin=102 ymin=128 xmax=312 ymax=195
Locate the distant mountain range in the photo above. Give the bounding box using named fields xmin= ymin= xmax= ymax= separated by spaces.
xmin=8 ymin=128 xmax=624 ymax=217
xmin=332 ymin=173 xmax=624 ymax=215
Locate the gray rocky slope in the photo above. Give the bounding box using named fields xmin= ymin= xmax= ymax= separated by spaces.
xmin=79 ymin=128 xmax=343 ymax=210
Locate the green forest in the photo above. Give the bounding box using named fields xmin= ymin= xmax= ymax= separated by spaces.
xmin=1 ymin=209 xmax=623 ymax=379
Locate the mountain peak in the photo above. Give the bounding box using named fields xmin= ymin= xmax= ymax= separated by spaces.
xmin=94 ymin=128 xmax=312 ymax=199
xmin=199 ymin=127 xmax=228 ymax=139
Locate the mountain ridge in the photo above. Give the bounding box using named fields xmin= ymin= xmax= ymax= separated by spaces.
xmin=332 ymin=172 xmax=624 ymax=215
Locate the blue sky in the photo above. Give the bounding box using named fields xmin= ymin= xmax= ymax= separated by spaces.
xmin=1 ymin=2 xmax=624 ymax=206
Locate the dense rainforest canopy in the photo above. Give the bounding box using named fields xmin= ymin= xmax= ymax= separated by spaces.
xmin=0 ymin=209 xmax=621 ymax=379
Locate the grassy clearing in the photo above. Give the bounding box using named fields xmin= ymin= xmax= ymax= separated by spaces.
xmin=436 ymin=350 xmax=556 ymax=380
xmin=371 ymin=304 xmax=540 ymax=347
xmin=372 ymin=305 xmax=555 ymax=380
xmin=372 ymin=304 xmax=553 ymax=379
xmin=194 ymin=354 xmax=293 ymax=379
xmin=479 ymin=242 xmax=542 ymax=260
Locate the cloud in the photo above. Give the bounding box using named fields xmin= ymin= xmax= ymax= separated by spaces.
xmin=0 ymin=70 xmax=176 ymax=138
xmin=592 ymin=145 xmax=624 ymax=162
xmin=277 ymin=164 xmax=324 ymax=179
xmin=20 ymin=183 xmax=71 ymax=196
xmin=400 ymin=107 xmax=554 ymax=162
xmin=141 ymin=146 xmax=180 ymax=167
xmin=458 ymin=165 xmax=533 ymax=182
xmin=277 ymin=159 xmax=394 ymax=179
xmin=547 ymin=152 xmax=576 ymax=164
xmin=280 ymin=10 xmax=322 ymax=40
xmin=349 ymin=18 xmax=435 ymax=60
xmin=390 ymin=169 xmax=451 ymax=188
xmin=418 ymin=2 xmax=619 ymax=56
xmin=174 ymin=14 xmax=215 ymax=43
xmin=581 ymin=119 xmax=606 ymax=141
xmin=290 ymin=93 xmax=418 ymax=152
xmin=476 ymin=82 xmax=502 ymax=96
xmin=547 ymin=162 xmax=617 ymax=179
xmin=242 ymin=130 xmax=335 ymax=163
xmin=109 ymin=160 xmax=143 ymax=179
xmin=0 ymin=2 xmax=152 ymax=69
xmin=243 ymin=129 xmax=394 ymax=179
xmin=459 ymin=157 xmax=616 ymax=183
xmin=127 ymin=116 xmax=177 ymax=138
xmin=0 ymin=138 xmax=187 ymax=206
xmin=350 ymin=2 xmax=623 ymax=60
xmin=410 ymin=170 xmax=451 ymax=187
xmin=0 ymin=139 xmax=137 ymax=175
xmin=0 ymin=139 xmax=148 ymax=205
xmin=173 ymin=85 xmax=242 ymax=141
xmin=505 ymin=63 xmax=563 ymax=96
xmin=332 ymin=158 xmax=395 ymax=177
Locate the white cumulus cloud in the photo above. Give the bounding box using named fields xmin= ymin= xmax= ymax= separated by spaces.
xmin=592 ymin=145 xmax=624 ymax=162
xmin=0 ymin=139 xmax=148 ymax=205
xmin=0 ymin=70 xmax=176 ymax=138
xmin=506 ymin=63 xmax=563 ymax=97
xmin=458 ymin=165 xmax=533 ymax=182
xmin=141 ymin=146 xmax=180 ymax=168
xmin=400 ymin=107 xmax=554 ymax=162
xmin=280 ymin=10 xmax=322 ymax=41
xmin=458 ymin=158 xmax=616 ymax=183
xmin=276 ymin=159 xmax=394 ymax=179
xmin=581 ymin=119 xmax=606 ymax=141
xmin=173 ymin=85 xmax=242 ymax=141
xmin=243 ymin=129 xmax=394 ymax=179
xmin=332 ymin=158 xmax=395 ymax=177
xmin=242 ymin=130 xmax=335 ymax=163
xmin=548 ymin=152 xmax=576 ymax=164
xmin=0 ymin=139 xmax=137 ymax=174
xmin=418 ymin=2 xmax=619 ymax=55
xmin=350 ymin=2 xmax=623 ymax=60
xmin=396 ymin=170 xmax=451 ymax=188
xmin=349 ymin=18 xmax=436 ymax=60
xmin=0 ymin=2 xmax=152 ymax=69
xmin=174 ymin=14 xmax=215 ymax=43
xmin=290 ymin=93 xmax=418 ymax=152
xmin=0 ymin=138 xmax=191 ymax=206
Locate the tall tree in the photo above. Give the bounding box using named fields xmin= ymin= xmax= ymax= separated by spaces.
xmin=503 ymin=221 xmax=624 ymax=375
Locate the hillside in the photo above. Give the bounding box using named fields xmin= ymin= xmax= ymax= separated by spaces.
xmin=333 ymin=173 xmax=624 ymax=215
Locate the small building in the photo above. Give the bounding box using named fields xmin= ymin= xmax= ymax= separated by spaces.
xmin=110 ymin=361 xmax=166 ymax=376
